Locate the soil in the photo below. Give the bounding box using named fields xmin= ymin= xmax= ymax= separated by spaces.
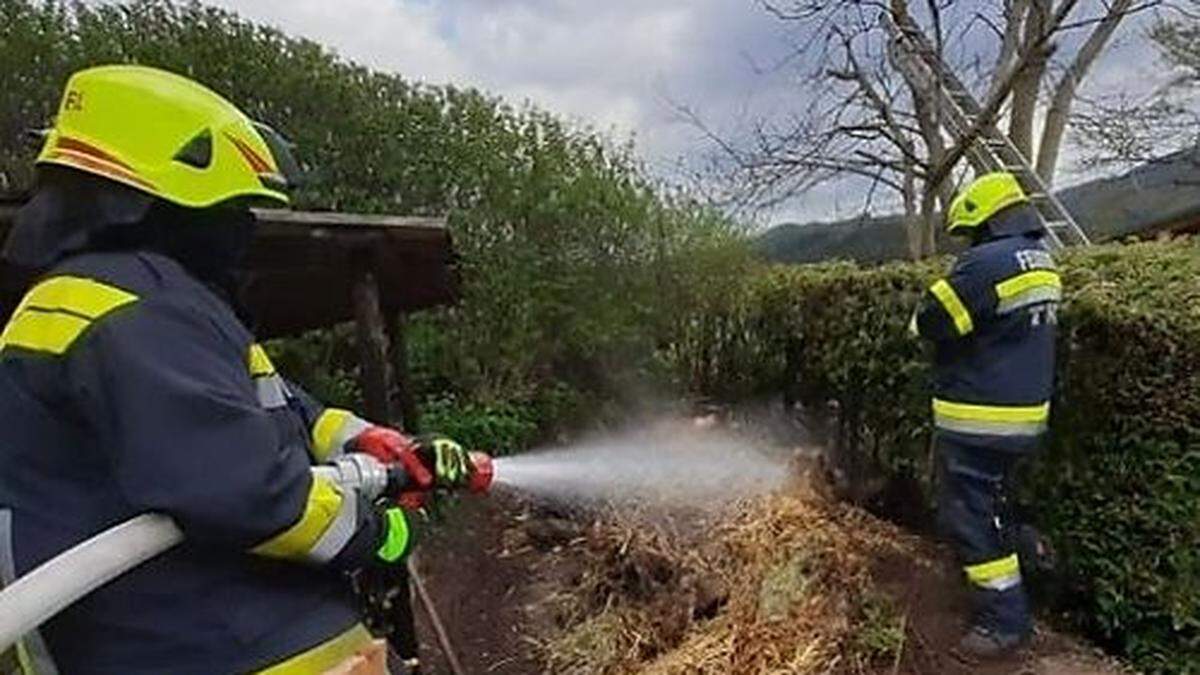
xmin=872 ymin=545 xmax=1126 ymax=675
xmin=409 ymin=480 xmax=1127 ymax=675
xmin=411 ymin=490 xmax=585 ymax=675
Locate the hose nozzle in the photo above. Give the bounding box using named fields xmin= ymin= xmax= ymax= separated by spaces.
xmin=468 ymin=452 xmax=495 ymax=494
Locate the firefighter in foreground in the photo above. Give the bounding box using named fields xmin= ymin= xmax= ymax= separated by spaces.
xmin=911 ymin=172 xmax=1061 ymax=657
xmin=0 ymin=65 xmax=473 ymax=673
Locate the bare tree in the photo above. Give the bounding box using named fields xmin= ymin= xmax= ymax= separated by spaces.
xmin=700 ymin=0 xmax=1156 ymax=258
xmin=1073 ymin=13 xmax=1200 ymax=169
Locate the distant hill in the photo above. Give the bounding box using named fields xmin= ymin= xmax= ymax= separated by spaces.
xmin=757 ymin=148 xmax=1200 ymax=264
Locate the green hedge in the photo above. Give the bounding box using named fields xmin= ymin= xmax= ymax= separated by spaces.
xmin=670 ymin=239 xmax=1200 ymax=673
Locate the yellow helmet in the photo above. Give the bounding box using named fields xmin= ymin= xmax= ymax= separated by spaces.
xmin=946 ymin=172 xmax=1028 ymax=236
xmin=35 ymin=65 xmax=298 ymax=209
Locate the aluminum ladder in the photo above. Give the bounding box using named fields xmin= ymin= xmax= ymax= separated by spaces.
xmin=884 ymin=12 xmax=1092 ymax=248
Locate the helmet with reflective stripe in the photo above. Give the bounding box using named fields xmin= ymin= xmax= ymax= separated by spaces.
xmin=946 ymin=172 xmax=1028 ymax=236
xmin=36 ymin=65 xmax=298 ymax=209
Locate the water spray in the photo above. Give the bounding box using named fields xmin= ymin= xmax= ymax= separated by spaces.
xmin=485 ymin=426 xmax=788 ymax=507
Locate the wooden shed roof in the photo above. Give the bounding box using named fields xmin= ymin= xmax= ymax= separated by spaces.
xmin=0 ymin=202 xmax=459 ymax=338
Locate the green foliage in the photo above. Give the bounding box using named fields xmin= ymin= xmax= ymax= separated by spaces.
xmin=0 ymin=0 xmax=750 ymax=443
xmin=263 ymin=329 xmax=362 ymax=410
xmin=682 ymin=239 xmax=1200 ymax=672
xmin=418 ymin=394 xmax=539 ymax=457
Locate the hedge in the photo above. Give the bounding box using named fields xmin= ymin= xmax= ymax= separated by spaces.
xmin=668 ymin=239 xmax=1200 ymax=673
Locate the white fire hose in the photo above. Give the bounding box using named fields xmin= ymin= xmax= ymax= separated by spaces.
xmin=0 ymin=455 xmax=391 ymax=654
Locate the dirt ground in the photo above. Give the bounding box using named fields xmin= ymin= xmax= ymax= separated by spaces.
xmin=871 ymin=544 xmax=1125 ymax=675
xmin=409 ymin=478 xmax=1127 ymax=675
xmin=411 ymin=492 xmax=551 ymax=674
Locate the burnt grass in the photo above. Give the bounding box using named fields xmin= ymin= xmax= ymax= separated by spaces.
xmin=410 ymin=464 xmax=1127 ymax=674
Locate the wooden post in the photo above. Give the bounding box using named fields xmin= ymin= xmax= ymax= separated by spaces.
xmin=351 ymin=268 xmax=422 ymax=668
xmin=385 ymin=311 xmax=420 ymax=433
xmin=352 ymin=270 xmax=394 ymax=423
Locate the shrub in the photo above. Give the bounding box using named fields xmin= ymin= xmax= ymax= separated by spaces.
xmin=418 ymin=394 xmax=539 ymax=456
xmin=678 ymin=239 xmax=1200 ymax=672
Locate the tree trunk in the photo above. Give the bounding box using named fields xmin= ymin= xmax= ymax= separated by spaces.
xmin=1035 ymin=0 xmax=1134 ymax=184
xmin=903 ymin=165 xmax=922 ymax=259
xmin=912 ymin=93 xmax=962 ymax=204
xmin=988 ymin=0 xmax=1031 ymax=102
xmin=1009 ymin=0 xmax=1051 ymax=158
xmin=920 ymin=188 xmax=938 ymax=257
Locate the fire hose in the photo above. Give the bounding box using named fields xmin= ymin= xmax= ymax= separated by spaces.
xmin=0 ymin=451 xmax=495 ymax=656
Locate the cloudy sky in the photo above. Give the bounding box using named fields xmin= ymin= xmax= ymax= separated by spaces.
xmin=197 ymin=0 xmax=1173 ymax=225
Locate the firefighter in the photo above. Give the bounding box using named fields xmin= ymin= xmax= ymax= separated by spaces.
xmin=0 ymin=65 xmax=472 ymax=674
xmin=911 ymin=172 xmax=1061 ymax=657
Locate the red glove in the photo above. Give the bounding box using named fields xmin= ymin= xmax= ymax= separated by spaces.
xmin=349 ymin=426 xmax=434 ymax=495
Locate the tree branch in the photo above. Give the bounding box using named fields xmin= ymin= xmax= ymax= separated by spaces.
xmin=1009 ymin=0 xmax=1052 ymax=156
xmin=1036 ymin=0 xmax=1139 ymax=183
xmin=927 ymin=0 xmax=1082 ymax=195
xmin=987 ymin=0 xmax=1030 ymax=101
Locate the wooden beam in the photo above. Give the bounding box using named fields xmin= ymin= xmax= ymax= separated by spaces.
xmin=0 ymin=202 xmax=459 ymax=337
xmin=251 ymin=208 xmax=445 ymax=232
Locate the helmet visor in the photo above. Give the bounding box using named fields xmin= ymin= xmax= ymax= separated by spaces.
xmin=253 ymin=122 xmax=305 ymax=192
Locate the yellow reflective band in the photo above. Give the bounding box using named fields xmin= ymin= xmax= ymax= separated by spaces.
xmin=934 ymin=399 xmax=1049 ymax=423
xmin=929 ymin=279 xmax=973 ymax=336
xmin=0 ymin=276 xmax=139 ymax=355
xmin=247 ymin=343 xmax=276 ymax=377
xmin=1 ymin=311 xmax=90 ymax=356
xmin=377 ymin=508 xmax=411 ymax=563
xmin=312 ymin=408 xmax=353 ymax=461
xmin=311 ymin=409 xmax=370 ymax=462
xmin=933 ymin=399 xmax=1050 ymax=437
xmin=995 ymin=270 xmax=1062 ymax=315
xmin=256 ymin=624 xmax=373 ymax=674
xmin=15 ymin=276 xmax=138 ymax=318
xmin=252 ymin=477 xmax=344 ymax=560
xmin=965 ymin=554 xmax=1021 ymax=591
xmin=995 ymin=270 xmax=1060 ymax=300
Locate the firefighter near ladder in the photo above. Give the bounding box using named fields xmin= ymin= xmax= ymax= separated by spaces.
xmin=0 ymin=65 xmax=484 ymax=674
xmin=911 ymin=172 xmax=1061 ymax=658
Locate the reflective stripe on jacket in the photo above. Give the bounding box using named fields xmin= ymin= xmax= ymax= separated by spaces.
xmin=914 ymin=207 xmax=1059 ymax=451
xmin=0 ymin=251 xmax=387 ymax=674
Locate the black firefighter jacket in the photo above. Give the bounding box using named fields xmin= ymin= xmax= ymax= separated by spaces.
xmin=914 ymin=205 xmax=1061 ymax=452
xmin=0 ymin=250 xmax=390 ymax=674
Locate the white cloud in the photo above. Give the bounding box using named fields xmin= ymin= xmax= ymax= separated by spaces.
xmin=110 ymin=1 xmax=1169 ymax=225
xmin=202 ymin=0 xmax=469 ymax=83
xmin=194 ymin=0 xmax=793 ymax=186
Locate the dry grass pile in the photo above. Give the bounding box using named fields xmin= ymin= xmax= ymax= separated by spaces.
xmin=541 ymin=485 xmax=925 ymax=674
